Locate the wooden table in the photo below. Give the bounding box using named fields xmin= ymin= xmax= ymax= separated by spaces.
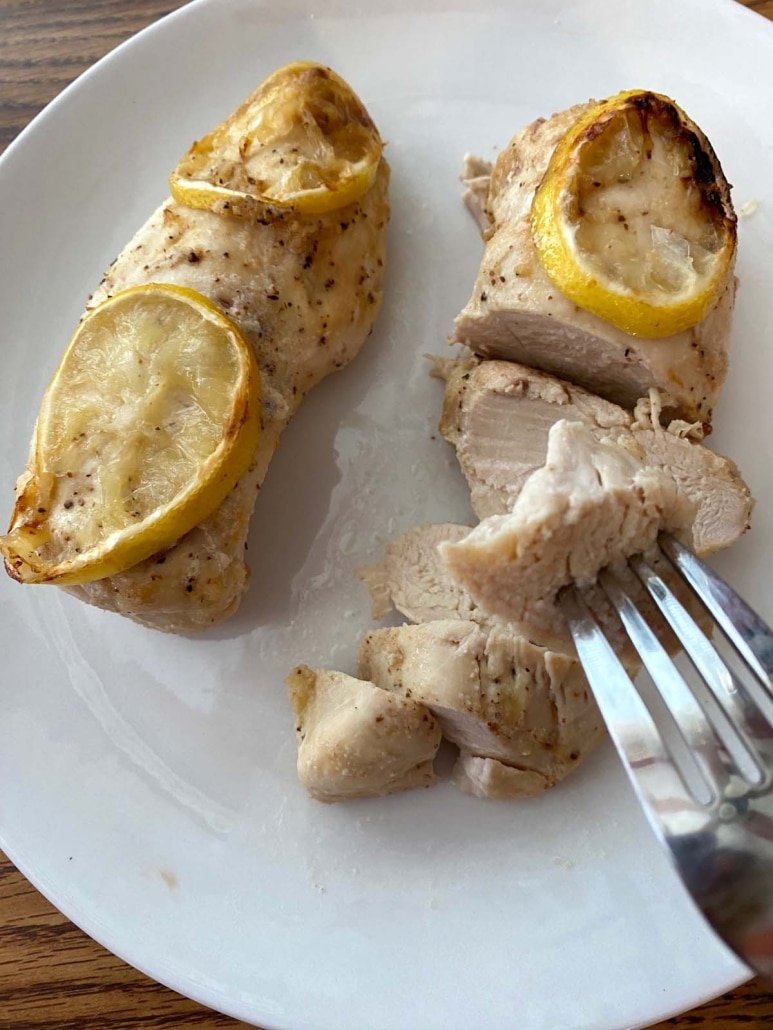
xmin=2 ymin=0 xmax=773 ymax=1026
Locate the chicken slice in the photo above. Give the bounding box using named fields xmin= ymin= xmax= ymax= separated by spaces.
xmin=453 ymin=754 xmax=551 ymax=801
xmin=441 ymin=419 xmax=697 ymax=653
xmin=360 ymin=510 xmax=670 ymax=663
xmin=436 ymin=356 xmax=753 ymax=554
xmin=286 ymin=665 xmax=441 ymax=803
xmin=435 ymin=355 xmax=628 ymax=516
xmin=451 ymin=103 xmax=735 ymax=424
xmin=357 ymin=522 xmax=478 ymax=624
xmin=358 ymin=620 xmax=603 ymax=798
xmin=63 ymin=161 xmax=389 ymax=631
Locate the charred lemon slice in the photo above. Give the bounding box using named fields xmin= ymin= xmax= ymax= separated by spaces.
xmin=1 ymin=284 xmax=261 ymax=585
xmin=531 ymin=90 xmax=736 ymax=338
xmin=170 ymin=60 xmax=384 ymax=218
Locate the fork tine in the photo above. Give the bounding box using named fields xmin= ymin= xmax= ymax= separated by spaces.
xmin=631 ymin=552 xmax=770 ymax=789
xmin=560 ymin=587 xmax=702 ymax=835
xmin=661 ymin=533 xmax=773 ymax=702
xmin=598 ymin=569 xmax=731 ymax=805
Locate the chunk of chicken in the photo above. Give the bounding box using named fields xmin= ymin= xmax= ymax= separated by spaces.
xmin=451 ymin=104 xmax=736 ymax=423
xmin=441 ymin=420 xmax=696 ymax=653
xmin=359 ymin=528 xmax=605 ymax=800
xmin=436 ymin=356 xmax=753 ymax=554
xmin=358 ymin=620 xmax=603 ymax=798
xmin=62 ymin=161 xmax=389 ymax=631
xmin=286 ymin=665 xmax=441 ymax=803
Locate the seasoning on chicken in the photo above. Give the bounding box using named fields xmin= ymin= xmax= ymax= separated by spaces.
xmin=286 ymin=665 xmax=441 ymax=803
xmin=65 ymin=167 xmax=388 ymax=632
xmin=435 ymin=356 xmax=753 ymax=554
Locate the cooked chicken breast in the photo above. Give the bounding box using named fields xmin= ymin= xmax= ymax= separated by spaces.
xmin=63 ymin=163 xmax=389 ymax=631
xmin=453 ymin=754 xmax=552 ymax=801
xmin=286 ymin=664 xmax=441 ymax=803
xmin=358 ymin=620 xmax=603 ymax=799
xmin=357 ymin=524 xmax=605 ymax=799
xmin=452 ymin=104 xmax=736 ymax=423
xmin=357 ymin=522 xmax=477 ymax=624
xmin=436 ymin=356 xmax=752 ymax=554
xmin=441 ymin=419 xmax=696 ymax=653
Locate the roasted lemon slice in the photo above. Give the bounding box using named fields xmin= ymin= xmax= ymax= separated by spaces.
xmin=169 ymin=60 xmax=384 ymax=218
xmin=531 ymin=90 xmax=736 ymax=338
xmin=1 ymin=284 xmax=261 ymax=585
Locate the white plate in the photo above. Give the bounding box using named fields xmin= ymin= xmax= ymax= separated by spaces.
xmin=1 ymin=1 xmax=770 ymax=1027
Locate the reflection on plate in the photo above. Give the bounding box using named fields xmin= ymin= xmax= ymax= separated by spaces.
xmin=1 ymin=1 xmax=771 ymax=1028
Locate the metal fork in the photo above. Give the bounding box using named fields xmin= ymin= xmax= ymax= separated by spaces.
xmin=560 ymin=534 xmax=773 ymax=983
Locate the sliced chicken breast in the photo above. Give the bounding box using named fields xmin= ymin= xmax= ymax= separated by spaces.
xmin=358 ymin=513 xmax=666 ymax=666
xmin=357 ymin=522 xmax=478 ymax=625
xmin=64 ymin=162 xmax=389 ymax=631
xmin=436 ymin=356 xmax=752 ymax=554
xmin=451 ymin=103 xmax=735 ymax=424
xmin=358 ymin=620 xmax=603 ymax=798
xmin=286 ymin=664 xmax=441 ymax=803
xmin=453 ymin=754 xmax=553 ymax=801
xmin=441 ymin=419 xmax=697 ymax=653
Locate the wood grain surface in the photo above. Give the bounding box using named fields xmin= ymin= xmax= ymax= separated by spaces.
xmin=1 ymin=1 xmax=773 ymax=1027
